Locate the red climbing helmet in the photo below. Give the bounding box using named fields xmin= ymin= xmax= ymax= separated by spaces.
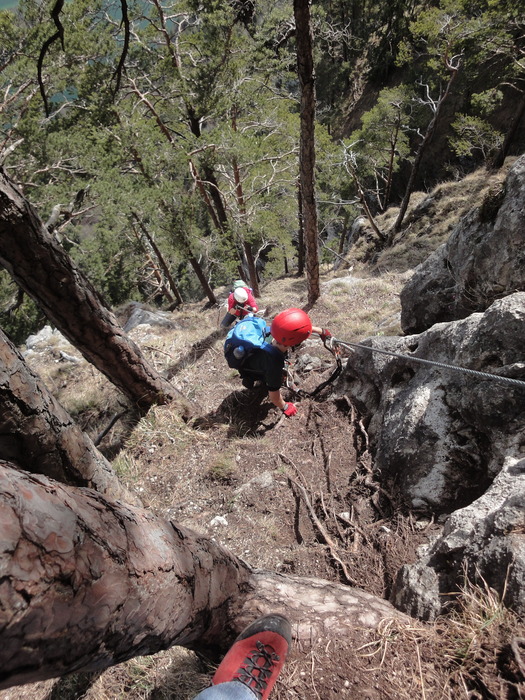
xmin=270 ymin=308 xmax=313 ymax=347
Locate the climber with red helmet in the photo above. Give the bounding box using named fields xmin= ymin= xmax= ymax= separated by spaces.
xmin=240 ymin=308 xmax=331 ymax=418
xmin=221 ymin=280 xmax=258 ymax=328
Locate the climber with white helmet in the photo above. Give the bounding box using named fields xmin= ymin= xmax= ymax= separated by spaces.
xmin=220 ymin=280 xmax=258 ymax=328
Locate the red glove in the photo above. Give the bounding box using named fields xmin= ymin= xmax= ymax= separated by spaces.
xmin=320 ymin=328 xmax=332 ymax=342
xmin=283 ymin=402 xmax=297 ymax=417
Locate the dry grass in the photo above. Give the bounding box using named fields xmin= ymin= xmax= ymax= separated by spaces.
xmin=207 ymin=448 xmax=239 ymax=482
xmin=0 ymin=648 xmax=207 ymax=700
xmin=314 ymin=269 xmax=406 ymax=341
xmin=125 ymin=404 xmax=193 ymax=451
xmin=82 ymin=647 xmax=207 ymax=700
xmin=343 ymin=572 xmax=525 ymax=700
xmin=346 ymin=159 xmax=517 ymax=274
xmin=111 ymin=451 xmax=142 ymax=484
xmin=266 ymin=574 xmax=524 ymax=700
xmin=433 ymin=572 xmax=519 ymax=697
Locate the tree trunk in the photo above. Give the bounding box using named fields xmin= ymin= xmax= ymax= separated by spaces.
xmin=203 ymin=166 xmax=229 ymax=232
xmin=351 ymin=168 xmax=385 ymax=241
xmin=490 ymin=89 xmax=525 ymax=170
xmin=242 ymin=240 xmax=260 ymax=297
xmin=383 ymin=120 xmax=401 ymax=210
xmin=0 ymin=464 xmax=404 ymax=690
xmin=391 ymin=67 xmax=459 ymax=237
xmin=189 ymin=159 xmax=224 ymax=232
xmin=338 ymin=211 xmax=350 ymax=255
xmin=296 ymin=177 xmax=305 ymax=276
xmin=131 ymin=226 xmax=177 ymax=306
xmin=294 ymin=0 xmax=320 ymax=303
xmin=132 ymin=213 xmax=184 ymax=306
xmin=188 ymin=255 xmax=217 ymax=304
xmin=0 ymin=169 xmax=181 ymax=413
xmin=169 ymin=210 xmax=217 ymax=305
xmin=0 ymin=330 xmax=139 ymax=504
xmin=188 ymin=160 xmax=244 ymax=277
xmin=232 ymin=145 xmax=260 ymax=297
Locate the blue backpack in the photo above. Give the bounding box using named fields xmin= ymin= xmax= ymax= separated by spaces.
xmin=224 ymin=316 xmax=278 ymax=369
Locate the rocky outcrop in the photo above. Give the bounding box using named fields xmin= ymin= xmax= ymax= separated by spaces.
xmin=392 ymin=455 xmax=525 ymax=620
xmin=337 ymin=292 xmax=525 ymax=512
xmin=116 ymin=302 xmax=180 ymax=333
xmin=400 ymin=155 xmax=525 ymax=334
xmin=336 ymin=293 xmax=525 ymax=616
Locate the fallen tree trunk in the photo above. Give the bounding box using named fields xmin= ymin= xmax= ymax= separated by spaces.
xmin=0 ymin=169 xmax=181 ymax=413
xmin=0 ymin=463 xmax=404 ymax=690
xmin=0 ymin=328 xmax=139 ymax=504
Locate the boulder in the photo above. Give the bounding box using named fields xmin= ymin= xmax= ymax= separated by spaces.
xmin=24 ymin=325 xmax=68 ymax=350
xmin=117 ymin=302 xmax=179 ymax=333
xmin=337 ymin=292 xmax=525 ymax=513
xmin=23 ymin=325 xmax=81 ymax=361
xmin=335 ymin=293 xmax=525 ymax=617
xmin=392 ymin=455 xmax=525 ymax=619
xmin=400 ymin=155 xmax=525 ymax=333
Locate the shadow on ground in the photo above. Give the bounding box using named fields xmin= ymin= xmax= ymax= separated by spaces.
xmin=166 ymin=330 xmax=225 ymax=379
xmin=191 ymin=386 xmax=283 ymax=436
xmin=42 ymin=672 xmax=101 ymax=700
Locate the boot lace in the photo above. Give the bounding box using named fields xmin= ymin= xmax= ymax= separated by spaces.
xmin=234 ymin=640 xmax=280 ymax=698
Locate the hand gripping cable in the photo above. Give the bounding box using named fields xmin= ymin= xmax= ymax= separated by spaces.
xmin=285 ymin=335 xmax=343 ymax=399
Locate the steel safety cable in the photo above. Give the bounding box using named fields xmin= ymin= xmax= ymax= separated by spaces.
xmin=333 ymin=339 xmax=525 ymax=390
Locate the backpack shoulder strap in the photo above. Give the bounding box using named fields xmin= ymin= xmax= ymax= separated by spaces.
xmin=261 ymin=342 xmax=284 ymax=359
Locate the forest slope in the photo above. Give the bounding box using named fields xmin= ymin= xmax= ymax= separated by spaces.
xmin=2 ymin=163 xmax=523 ymax=699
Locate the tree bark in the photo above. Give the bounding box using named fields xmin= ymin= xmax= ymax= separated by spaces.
xmin=0 ymin=329 xmax=139 ymax=504
xmin=186 ymin=256 xmax=216 ymax=304
xmin=132 ymin=213 xmax=184 ymax=306
xmin=131 ymin=226 xmax=177 ymax=306
xmin=188 ymin=160 xmax=244 ymax=278
xmin=491 ymin=89 xmax=525 ymax=170
xmin=0 ymin=169 xmax=181 ymax=413
xmin=337 ymin=211 xmax=350 ymax=256
xmin=350 ymin=167 xmax=385 ymax=241
xmin=231 ymin=170 xmax=260 ymax=296
xmin=231 ymin=114 xmax=260 ymax=297
xmin=0 ymin=464 xmax=404 ymax=690
xmin=296 ymin=177 xmax=305 ymax=276
xmin=168 ymin=209 xmax=217 ymax=305
xmin=294 ymin=0 xmax=320 ymax=303
xmin=242 ymin=240 xmax=260 ymax=297
xmin=391 ymin=66 xmax=459 ymax=237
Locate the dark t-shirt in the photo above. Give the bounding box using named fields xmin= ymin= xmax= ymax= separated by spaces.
xmin=242 ymin=346 xmax=286 ymax=391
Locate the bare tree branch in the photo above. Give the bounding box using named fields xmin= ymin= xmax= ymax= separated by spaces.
xmin=37 ymin=0 xmax=65 ymax=117
xmin=112 ymin=0 xmax=130 ymax=95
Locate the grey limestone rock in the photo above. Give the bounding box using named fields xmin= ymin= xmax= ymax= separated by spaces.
xmin=336 ymin=293 xmax=525 ymax=617
xmin=400 ymin=155 xmax=525 ymax=334
xmin=392 ymin=457 xmax=525 ymax=619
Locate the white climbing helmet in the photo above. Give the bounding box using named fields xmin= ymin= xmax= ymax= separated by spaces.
xmin=233 ymin=287 xmax=249 ymax=303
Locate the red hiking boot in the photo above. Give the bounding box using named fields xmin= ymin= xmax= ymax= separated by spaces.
xmin=212 ymin=614 xmax=292 ymax=700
